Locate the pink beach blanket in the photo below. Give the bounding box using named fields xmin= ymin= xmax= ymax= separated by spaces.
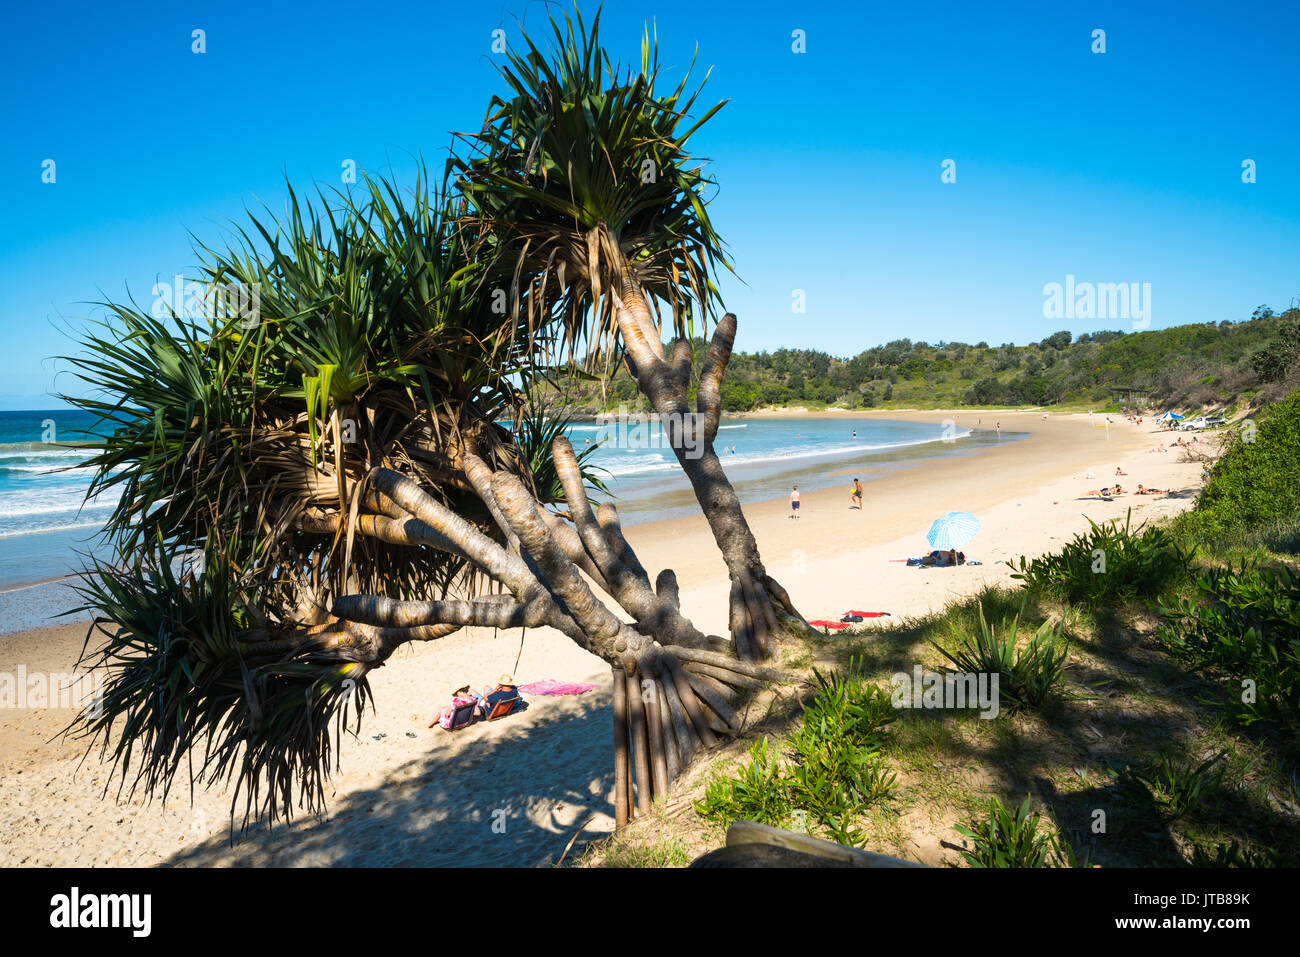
xmin=517 ymin=679 xmax=597 ymax=696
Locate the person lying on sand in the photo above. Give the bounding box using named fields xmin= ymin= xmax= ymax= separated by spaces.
xmin=914 ymin=549 xmax=965 ymax=567
xmin=1136 ymin=485 xmax=1167 ymax=495
xmin=1086 ymin=485 xmax=1125 ymax=497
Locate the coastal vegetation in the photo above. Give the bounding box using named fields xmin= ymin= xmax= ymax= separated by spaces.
xmin=580 ymin=389 xmax=1300 ymax=867
xmin=61 ymin=10 xmax=807 ymax=826
xmin=541 ymin=304 xmax=1299 ymax=415
xmin=1169 ymin=390 xmax=1300 ymax=545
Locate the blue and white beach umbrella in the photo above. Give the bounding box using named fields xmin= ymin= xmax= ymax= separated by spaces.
xmin=926 ymin=511 xmax=980 ymax=550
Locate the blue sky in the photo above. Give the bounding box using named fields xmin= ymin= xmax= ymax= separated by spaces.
xmin=3 ymin=0 xmax=1297 ymax=409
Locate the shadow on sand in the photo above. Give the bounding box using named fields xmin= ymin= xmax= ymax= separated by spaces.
xmin=162 ymin=694 xmax=615 ymax=868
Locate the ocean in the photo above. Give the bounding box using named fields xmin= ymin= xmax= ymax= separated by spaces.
xmin=0 ymin=410 xmax=1021 ymax=632
xmin=572 ymin=414 xmax=1018 ymax=524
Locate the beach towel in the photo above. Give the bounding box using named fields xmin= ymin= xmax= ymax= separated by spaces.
xmin=517 ymin=679 xmax=597 ymax=696
xmin=807 ymin=620 xmax=849 ymax=630
xmin=844 ymin=610 xmax=891 ymax=618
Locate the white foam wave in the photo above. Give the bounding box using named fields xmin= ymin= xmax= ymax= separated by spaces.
xmin=586 ymin=429 xmax=973 ymax=478
xmin=0 ymin=519 xmax=109 ymax=540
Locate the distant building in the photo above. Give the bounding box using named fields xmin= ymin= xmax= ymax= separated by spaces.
xmin=1110 ymin=386 xmax=1150 ymax=403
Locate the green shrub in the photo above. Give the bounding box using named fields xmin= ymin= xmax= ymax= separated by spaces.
xmin=1119 ymin=751 xmax=1229 ymax=824
xmin=1013 ymin=510 xmax=1193 ymax=603
xmin=954 ymin=796 xmax=1081 ymax=867
xmin=785 ymin=671 xmax=897 ymax=846
xmin=695 ymin=668 xmax=896 ymax=846
xmin=1159 ymin=563 xmax=1300 ymax=731
xmin=932 ymin=604 xmax=1070 ymax=711
xmin=1186 ymin=840 xmax=1298 ymax=868
xmin=695 ymin=737 xmax=789 ymax=830
xmin=1178 ymin=391 xmax=1300 ymax=539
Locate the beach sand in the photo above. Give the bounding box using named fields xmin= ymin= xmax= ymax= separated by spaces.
xmin=0 ymin=412 xmax=1206 ymax=866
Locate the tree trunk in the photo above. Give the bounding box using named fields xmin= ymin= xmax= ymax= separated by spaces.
xmin=288 ymin=292 xmax=810 ymax=826
xmin=608 ymin=267 xmax=811 ymax=661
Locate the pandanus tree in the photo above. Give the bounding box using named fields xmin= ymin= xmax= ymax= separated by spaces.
xmin=452 ymin=11 xmax=807 ymax=659
xmin=64 ymin=8 xmax=807 ymax=829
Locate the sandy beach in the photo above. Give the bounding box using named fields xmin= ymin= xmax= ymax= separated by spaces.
xmin=0 ymin=411 xmax=1206 ymax=866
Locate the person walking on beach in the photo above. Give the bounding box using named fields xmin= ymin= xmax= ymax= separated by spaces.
xmin=850 ymin=478 xmax=863 ymax=510
xmin=789 ymin=485 xmax=801 ymax=519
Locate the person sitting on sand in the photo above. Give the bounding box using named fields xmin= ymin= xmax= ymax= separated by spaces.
xmin=919 ymin=549 xmax=965 ymax=567
xmin=481 ymin=673 xmax=521 ymax=718
xmin=429 ymin=684 xmax=484 ymax=729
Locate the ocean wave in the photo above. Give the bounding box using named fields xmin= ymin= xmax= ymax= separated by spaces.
xmin=0 ymin=498 xmax=117 ymax=521
xmin=0 ymin=518 xmax=110 ymax=540
xmin=594 ymin=452 xmax=675 ymax=476
xmin=0 ymin=478 xmax=118 ymax=518
xmin=0 ymin=441 xmax=96 ymax=454
xmin=0 ymin=464 xmax=98 ymax=475
xmin=586 ymin=428 xmax=973 ymax=478
xmin=0 ymin=450 xmax=94 ymax=465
